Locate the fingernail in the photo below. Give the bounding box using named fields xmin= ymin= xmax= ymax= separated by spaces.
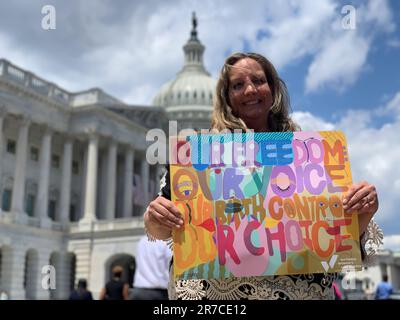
xmin=343 ymin=198 xmax=348 ymax=204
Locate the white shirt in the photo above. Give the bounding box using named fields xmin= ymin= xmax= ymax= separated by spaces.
xmin=133 ymin=236 xmax=172 ymax=289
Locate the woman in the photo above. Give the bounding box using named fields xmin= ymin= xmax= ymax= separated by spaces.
xmin=99 ymin=266 xmax=129 ymax=300
xmin=144 ymin=52 xmax=382 ymax=300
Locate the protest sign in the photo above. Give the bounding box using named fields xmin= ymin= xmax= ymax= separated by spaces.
xmin=170 ymin=131 xmax=362 ymax=279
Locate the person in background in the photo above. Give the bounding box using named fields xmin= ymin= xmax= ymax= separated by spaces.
xmin=99 ymin=265 xmax=129 ymax=300
xmin=375 ymin=275 xmax=393 ymax=300
xmin=69 ymin=279 xmax=93 ymax=300
xmin=130 ymin=235 xmax=171 ymax=300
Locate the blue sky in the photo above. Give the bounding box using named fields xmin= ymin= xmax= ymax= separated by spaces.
xmin=285 ymin=17 xmax=400 ymax=124
xmin=285 ymin=38 xmax=400 ymax=121
xmin=0 ymin=0 xmax=399 ymax=248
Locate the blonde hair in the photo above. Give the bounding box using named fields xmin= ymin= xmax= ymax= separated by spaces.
xmin=211 ymin=52 xmax=299 ymax=132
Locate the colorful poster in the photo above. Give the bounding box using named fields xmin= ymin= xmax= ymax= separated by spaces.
xmin=170 ymin=131 xmax=363 ymax=280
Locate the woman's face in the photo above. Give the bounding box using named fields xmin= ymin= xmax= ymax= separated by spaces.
xmin=228 ymin=58 xmax=273 ymax=129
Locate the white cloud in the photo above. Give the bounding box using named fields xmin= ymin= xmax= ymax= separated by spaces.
xmin=305 ymin=32 xmax=369 ymax=93
xmin=292 ymin=92 xmax=400 ymax=238
xmin=383 ymin=235 xmax=400 ymax=251
xmin=0 ymin=31 xmax=100 ymax=93
xmin=385 ymin=92 xmax=400 ymax=120
xmin=0 ymin=0 xmax=396 ymax=103
xmin=292 ymin=111 xmax=335 ymax=131
xmin=0 ymin=32 xmax=44 ymax=75
xmin=255 ymin=0 xmax=336 ymax=69
xmin=364 ymin=0 xmax=396 ymax=32
xmin=304 ymin=0 xmax=395 ymax=93
xmin=387 ymin=38 xmax=400 ymax=48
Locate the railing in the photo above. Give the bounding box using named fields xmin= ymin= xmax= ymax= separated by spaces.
xmin=26 ymin=216 xmax=41 ymax=228
xmin=69 ymin=216 xmax=144 ymax=234
xmin=93 ymin=216 xmax=144 ymax=232
xmin=0 ymin=59 xmax=71 ymax=104
xmin=71 ymin=88 xmax=123 ymax=107
xmin=0 ymin=207 xmax=144 ymax=234
xmin=0 ymin=59 xmax=123 ymax=107
xmin=51 ymin=221 xmax=64 ymax=231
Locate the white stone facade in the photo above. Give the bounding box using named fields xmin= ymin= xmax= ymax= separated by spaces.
xmin=0 ymin=16 xmax=215 ymax=300
xmin=0 ymin=59 xmax=172 ymax=300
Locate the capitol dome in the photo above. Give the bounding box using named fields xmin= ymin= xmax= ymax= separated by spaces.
xmin=152 ymin=13 xmax=216 ymax=130
xmin=153 ymin=71 xmax=216 ymax=108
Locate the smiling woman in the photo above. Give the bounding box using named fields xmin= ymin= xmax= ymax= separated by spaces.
xmin=227 ymin=58 xmax=273 ymax=132
xmin=144 ymin=52 xmax=383 ymax=300
xmin=212 ymin=52 xmax=299 ymax=133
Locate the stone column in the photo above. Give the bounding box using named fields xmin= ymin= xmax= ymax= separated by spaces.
xmin=97 ymin=152 xmax=107 ymax=219
xmin=11 ymin=116 xmax=30 ymax=215
xmin=35 ymin=251 xmax=51 ymax=300
xmin=387 ymin=264 xmax=393 ymax=284
xmin=59 ymin=136 xmax=73 ymax=226
xmin=46 ymin=252 xmax=70 ymax=300
xmin=123 ymin=147 xmax=134 ymax=218
xmin=79 ymin=145 xmax=88 ymax=221
xmin=81 ymin=132 xmax=98 ymax=223
xmin=140 ymin=155 xmax=149 ymax=211
xmin=0 ymin=106 xmax=6 ymax=211
xmin=35 ymin=126 xmax=52 ymax=226
xmin=105 ymin=140 xmax=117 ymax=220
xmin=52 ymin=252 xmax=71 ymax=300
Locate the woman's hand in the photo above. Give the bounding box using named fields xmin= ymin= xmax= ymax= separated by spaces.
xmin=342 ymin=181 xmax=378 ymax=235
xmin=144 ymin=196 xmax=184 ymax=240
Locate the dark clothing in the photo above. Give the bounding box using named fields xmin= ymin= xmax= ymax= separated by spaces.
xmin=104 ymin=279 xmax=126 ymax=300
xmin=69 ymin=289 xmax=93 ymax=300
xmin=130 ymin=288 xmax=168 ymax=300
xmin=161 ymin=165 xmax=171 ymax=198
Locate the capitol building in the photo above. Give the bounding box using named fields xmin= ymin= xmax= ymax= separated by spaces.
xmin=0 ymin=15 xmax=216 ymax=299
